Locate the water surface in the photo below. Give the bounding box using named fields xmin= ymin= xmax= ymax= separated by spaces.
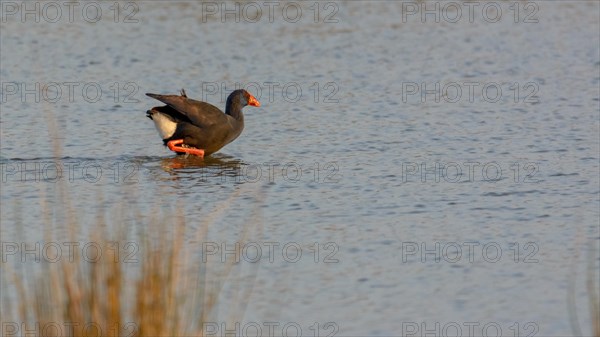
xmin=1 ymin=1 xmax=599 ymax=335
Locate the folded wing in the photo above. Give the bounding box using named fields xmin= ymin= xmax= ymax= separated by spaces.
xmin=146 ymin=93 xmax=227 ymax=128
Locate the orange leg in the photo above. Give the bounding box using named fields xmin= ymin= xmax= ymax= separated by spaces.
xmin=167 ymin=139 xmax=205 ymax=158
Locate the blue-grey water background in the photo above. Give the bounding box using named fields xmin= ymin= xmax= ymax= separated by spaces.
xmin=1 ymin=1 xmax=599 ymax=336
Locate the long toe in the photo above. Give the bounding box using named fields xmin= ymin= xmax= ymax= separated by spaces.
xmin=185 ymin=148 xmax=205 ymax=158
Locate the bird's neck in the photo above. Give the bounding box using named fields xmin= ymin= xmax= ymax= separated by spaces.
xmin=225 ymin=100 xmax=244 ymax=121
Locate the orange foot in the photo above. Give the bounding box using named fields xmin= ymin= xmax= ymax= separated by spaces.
xmin=167 ymin=139 xmax=205 ymax=158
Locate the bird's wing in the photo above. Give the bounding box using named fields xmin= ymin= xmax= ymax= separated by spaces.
xmin=146 ymin=93 xmax=226 ymax=128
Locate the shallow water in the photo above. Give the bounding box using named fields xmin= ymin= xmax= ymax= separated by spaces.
xmin=1 ymin=1 xmax=599 ymax=335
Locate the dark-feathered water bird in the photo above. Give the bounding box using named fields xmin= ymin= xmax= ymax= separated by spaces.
xmin=146 ymin=89 xmax=260 ymax=157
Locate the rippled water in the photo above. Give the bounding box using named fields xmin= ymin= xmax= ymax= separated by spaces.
xmin=1 ymin=1 xmax=599 ymax=335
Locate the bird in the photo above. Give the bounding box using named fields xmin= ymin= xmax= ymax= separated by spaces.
xmin=146 ymin=89 xmax=260 ymax=157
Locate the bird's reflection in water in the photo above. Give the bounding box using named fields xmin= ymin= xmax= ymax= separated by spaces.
xmin=159 ymin=153 xmax=246 ymax=185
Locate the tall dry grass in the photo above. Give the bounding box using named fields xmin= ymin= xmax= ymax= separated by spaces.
xmin=2 ymin=185 xmax=264 ymax=337
xmin=568 ymin=236 xmax=600 ymax=337
xmin=587 ymin=246 xmax=600 ymax=337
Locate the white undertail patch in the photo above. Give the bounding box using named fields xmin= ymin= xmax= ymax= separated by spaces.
xmin=152 ymin=112 xmax=177 ymax=139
